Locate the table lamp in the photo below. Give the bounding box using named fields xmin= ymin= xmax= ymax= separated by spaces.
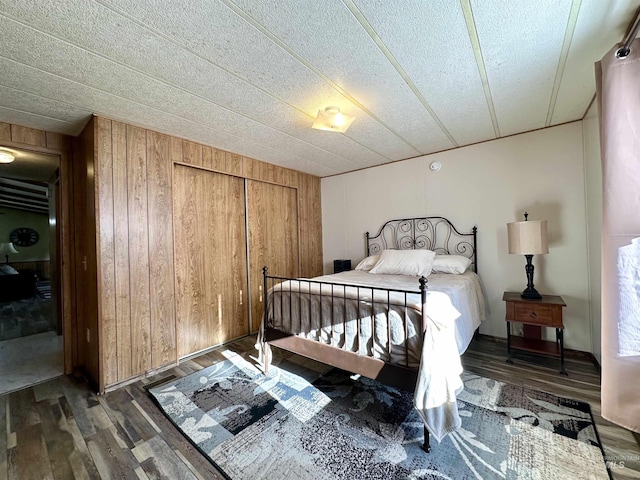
xmin=507 ymin=213 xmax=548 ymax=300
xmin=0 ymin=242 xmax=18 ymax=264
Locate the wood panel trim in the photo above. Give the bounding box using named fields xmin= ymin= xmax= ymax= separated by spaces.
xmin=10 ymin=125 xmax=47 ymax=148
xmin=112 ymin=121 xmax=132 ymax=382
xmin=182 ymin=140 xmax=203 ymax=167
xmin=0 ymin=122 xmax=10 ymax=141
xmin=0 ymin=123 xmax=64 ymax=150
xmin=95 ymin=117 xmax=117 ymax=390
xmin=126 ymin=124 xmax=152 ymax=376
xmin=147 ymin=131 xmax=177 ymax=368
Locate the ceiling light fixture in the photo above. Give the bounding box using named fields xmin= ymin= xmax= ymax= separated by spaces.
xmin=0 ymin=149 xmax=15 ymax=164
xmin=312 ymin=106 xmax=355 ymax=133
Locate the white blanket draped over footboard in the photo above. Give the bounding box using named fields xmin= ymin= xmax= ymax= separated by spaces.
xmin=257 ymin=270 xmax=485 ymax=442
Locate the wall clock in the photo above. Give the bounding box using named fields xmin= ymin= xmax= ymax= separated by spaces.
xmin=10 ymin=227 xmax=39 ymax=247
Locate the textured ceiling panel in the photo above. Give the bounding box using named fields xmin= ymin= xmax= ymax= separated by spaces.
xmin=0 ymin=60 xmax=338 ymax=176
xmin=1 ymin=0 xmax=386 ymax=169
xmin=230 ymin=0 xmax=454 ymax=154
xmin=96 ymin=0 xmax=419 ymax=160
xmin=353 ymin=0 xmax=497 ymax=146
xmin=0 ymin=17 xmax=352 ymax=173
xmin=471 ymin=0 xmax=574 ymax=136
xmin=0 ymin=106 xmax=78 ymax=136
xmin=0 ymin=84 xmax=92 ymax=128
xmin=550 ymin=0 xmax=639 ymax=125
xmin=0 ymin=1 xmax=637 ymax=176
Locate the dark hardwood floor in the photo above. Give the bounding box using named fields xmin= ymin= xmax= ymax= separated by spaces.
xmin=1 ymin=335 xmax=638 ymax=479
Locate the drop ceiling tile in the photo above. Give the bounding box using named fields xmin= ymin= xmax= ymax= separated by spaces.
xmin=471 ymin=0 xmax=573 ymax=136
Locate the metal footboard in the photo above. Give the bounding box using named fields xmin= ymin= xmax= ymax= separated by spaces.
xmin=261 ymin=266 xmax=431 ymax=451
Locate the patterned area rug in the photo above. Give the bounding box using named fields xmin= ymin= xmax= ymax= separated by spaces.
xmin=149 ymin=354 xmax=609 ymax=479
xmin=0 ymin=295 xmax=54 ymax=341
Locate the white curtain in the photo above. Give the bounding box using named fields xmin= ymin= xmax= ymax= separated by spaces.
xmin=596 ymin=38 xmax=640 ymax=433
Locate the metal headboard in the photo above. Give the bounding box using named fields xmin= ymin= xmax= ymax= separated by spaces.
xmin=365 ymin=216 xmax=478 ymax=273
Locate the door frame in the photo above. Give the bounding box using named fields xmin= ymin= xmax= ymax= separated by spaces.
xmin=0 ymin=138 xmax=75 ymax=375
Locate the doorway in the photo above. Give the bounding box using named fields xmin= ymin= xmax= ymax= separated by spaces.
xmin=0 ymin=146 xmax=63 ymax=394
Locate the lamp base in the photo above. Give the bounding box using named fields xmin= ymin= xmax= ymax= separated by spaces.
xmin=521 ymin=287 xmax=542 ymax=300
xmin=521 ymin=254 xmax=542 ymax=299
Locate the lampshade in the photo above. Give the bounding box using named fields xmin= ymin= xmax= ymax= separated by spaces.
xmin=311 ymin=106 xmax=355 ymax=133
xmin=0 ymin=242 xmax=18 ymax=255
xmin=507 ymin=220 xmax=548 ymax=255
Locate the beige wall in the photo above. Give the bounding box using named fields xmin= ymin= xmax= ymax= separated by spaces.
xmin=0 ymin=206 xmax=50 ymax=262
xmin=322 ymin=122 xmax=593 ymax=352
xmin=583 ymin=101 xmax=602 ymax=361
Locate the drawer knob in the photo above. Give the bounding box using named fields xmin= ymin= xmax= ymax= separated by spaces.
xmin=529 ymin=311 xmax=537 ymax=318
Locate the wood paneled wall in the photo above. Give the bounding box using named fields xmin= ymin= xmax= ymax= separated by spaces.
xmin=0 ymin=123 xmax=66 ymax=151
xmin=94 ymin=120 xmax=178 ymax=389
xmin=89 ymin=116 xmax=323 ymax=390
xmin=0 ymin=121 xmax=75 ymax=375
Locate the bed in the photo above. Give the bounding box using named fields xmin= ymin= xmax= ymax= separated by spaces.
xmin=257 ymin=216 xmax=486 ymax=451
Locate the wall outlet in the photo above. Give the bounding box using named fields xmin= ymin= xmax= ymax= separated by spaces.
xmin=86 ymin=328 xmax=90 ymax=343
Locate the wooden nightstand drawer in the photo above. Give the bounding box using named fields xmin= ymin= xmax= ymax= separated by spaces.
xmin=503 ymin=292 xmax=565 ymax=328
xmin=503 ymin=291 xmax=567 ymax=374
xmin=513 ymin=303 xmax=555 ymax=325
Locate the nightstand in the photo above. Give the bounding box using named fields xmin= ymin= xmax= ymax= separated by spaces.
xmin=333 ymin=259 xmax=351 ymax=273
xmin=503 ymin=292 xmax=567 ymax=375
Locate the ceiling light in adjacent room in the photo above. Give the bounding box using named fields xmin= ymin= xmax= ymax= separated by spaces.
xmin=0 ymin=149 xmax=15 ymax=164
xmin=312 ymin=106 xmax=355 ymax=133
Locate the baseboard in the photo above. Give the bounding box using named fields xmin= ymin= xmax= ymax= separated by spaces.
xmin=475 ymin=333 xmax=601 ymax=372
xmin=102 ymin=334 xmax=254 ymax=394
xmin=103 ymin=360 xmax=179 ymax=394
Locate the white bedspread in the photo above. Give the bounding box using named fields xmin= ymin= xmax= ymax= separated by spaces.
xmin=258 ymin=270 xmax=486 ymax=442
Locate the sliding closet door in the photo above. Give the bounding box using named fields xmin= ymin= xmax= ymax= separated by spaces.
xmin=174 ymin=165 xmax=248 ymax=357
xmin=247 ymin=180 xmax=299 ymax=333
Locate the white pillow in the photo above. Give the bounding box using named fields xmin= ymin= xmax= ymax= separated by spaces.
xmin=432 ymin=255 xmax=472 ymax=274
xmin=369 ymin=249 xmax=436 ymax=277
xmin=0 ymin=265 xmax=18 ymax=275
xmin=355 ymin=254 xmax=380 ymax=271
